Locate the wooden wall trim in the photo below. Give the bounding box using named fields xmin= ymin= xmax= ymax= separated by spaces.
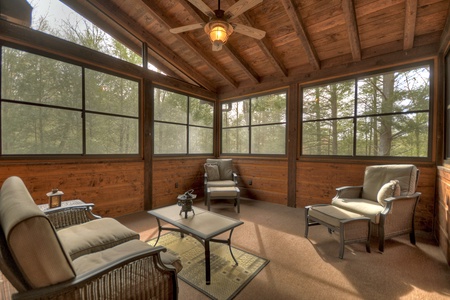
xmin=287 ymin=83 xmax=298 ymax=207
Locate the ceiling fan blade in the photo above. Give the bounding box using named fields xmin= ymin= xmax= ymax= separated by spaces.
xmin=169 ymin=23 xmax=204 ymax=34
xmin=225 ymin=0 xmax=263 ymax=20
xmin=186 ymin=0 xmax=216 ymax=18
xmin=233 ymin=23 xmax=266 ymax=39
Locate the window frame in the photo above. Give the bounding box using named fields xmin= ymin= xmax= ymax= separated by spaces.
xmin=152 ymin=85 xmax=215 ymax=156
xmin=220 ymin=90 xmax=288 ymax=156
xmin=300 ymin=61 xmax=434 ymax=161
xmin=0 ymin=44 xmax=141 ymax=159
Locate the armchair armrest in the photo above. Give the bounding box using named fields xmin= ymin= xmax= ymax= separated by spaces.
xmin=381 ymin=192 xmax=421 ymax=216
xmin=41 ymin=202 xmax=100 ymax=230
xmin=12 ymin=246 xmax=178 ymax=300
xmin=334 ymin=186 xmax=363 ymax=199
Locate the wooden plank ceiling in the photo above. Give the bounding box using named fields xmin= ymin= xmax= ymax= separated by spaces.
xmin=61 ymin=0 xmax=450 ymax=95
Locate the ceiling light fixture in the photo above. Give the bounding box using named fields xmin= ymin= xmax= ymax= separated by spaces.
xmin=205 ymin=20 xmax=233 ymax=51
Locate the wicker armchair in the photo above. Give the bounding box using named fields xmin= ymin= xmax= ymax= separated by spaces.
xmin=0 ymin=176 xmax=178 ymax=300
xmin=203 ymin=158 xmax=238 ymax=202
xmin=332 ymin=164 xmax=421 ymax=252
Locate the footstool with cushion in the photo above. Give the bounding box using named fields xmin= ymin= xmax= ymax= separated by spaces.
xmin=305 ymin=204 xmax=371 ymax=259
xmin=206 ymin=186 xmax=240 ymax=213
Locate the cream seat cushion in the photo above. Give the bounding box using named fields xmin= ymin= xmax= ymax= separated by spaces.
xmin=73 ymin=240 xmax=183 ymax=274
xmin=57 ymin=218 xmax=140 ymax=260
xmin=331 ymin=197 xmax=384 ymax=223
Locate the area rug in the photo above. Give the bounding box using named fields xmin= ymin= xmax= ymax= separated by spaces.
xmin=148 ymin=232 xmax=269 ymax=300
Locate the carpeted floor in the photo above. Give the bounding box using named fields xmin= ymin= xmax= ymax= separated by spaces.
xmin=148 ymin=232 xmax=269 ymax=300
xmin=116 ymin=199 xmax=450 ymax=300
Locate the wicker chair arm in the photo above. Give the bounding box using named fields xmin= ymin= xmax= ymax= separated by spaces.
xmin=43 ymin=203 xmax=100 ymax=230
xmin=12 ymin=246 xmax=177 ymax=300
xmin=334 ymin=186 xmax=363 ymax=199
xmin=381 ymin=192 xmax=421 ymax=216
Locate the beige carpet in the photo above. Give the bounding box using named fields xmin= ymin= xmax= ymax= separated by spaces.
xmin=117 ymin=199 xmax=450 ymax=300
xmin=148 ymin=232 xmax=269 ymax=300
xmin=2 ymin=199 xmax=449 ymax=299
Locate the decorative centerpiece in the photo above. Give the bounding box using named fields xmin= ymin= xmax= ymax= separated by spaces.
xmin=177 ymin=189 xmax=196 ymax=218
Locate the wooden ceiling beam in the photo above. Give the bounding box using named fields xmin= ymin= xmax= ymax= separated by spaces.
xmin=64 ymin=0 xmax=216 ymax=91
xmin=280 ymin=0 xmax=320 ymax=70
xmin=403 ymin=0 xmax=418 ymax=50
xmin=224 ymin=0 xmax=288 ymax=77
xmin=342 ymin=0 xmax=361 ymax=61
xmin=142 ymin=0 xmax=241 ymax=88
xmin=439 ymin=1 xmax=450 ymax=54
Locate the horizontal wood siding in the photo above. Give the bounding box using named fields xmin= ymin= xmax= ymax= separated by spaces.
xmin=296 ymin=161 xmax=436 ymax=232
xmin=0 ymin=161 xmax=144 ymax=218
xmin=152 ymin=158 xmax=205 ymax=208
xmin=436 ymin=166 xmax=450 ymax=264
xmin=233 ymin=158 xmax=288 ymax=205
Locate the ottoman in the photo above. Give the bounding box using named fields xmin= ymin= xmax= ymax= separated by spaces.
xmin=206 ymin=186 xmax=240 ymax=213
xmin=305 ymin=204 xmax=371 ymax=259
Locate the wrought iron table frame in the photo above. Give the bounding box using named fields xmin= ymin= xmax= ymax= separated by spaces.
xmin=148 ymin=205 xmax=243 ymax=285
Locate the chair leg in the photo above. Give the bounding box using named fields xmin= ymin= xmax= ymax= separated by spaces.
xmin=207 ymin=189 xmax=211 ymax=211
xmin=409 ymin=231 xmax=416 ymax=245
xmin=236 ymin=189 xmax=240 ymax=213
xmin=304 ymin=207 xmax=310 ymax=238
xmin=378 ymin=229 xmax=385 ymax=253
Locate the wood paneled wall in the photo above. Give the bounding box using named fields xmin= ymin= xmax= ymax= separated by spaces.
xmin=232 ymin=158 xmax=288 ymax=205
xmin=436 ymin=166 xmax=450 ymax=264
xmin=152 ymin=158 xmax=206 ymax=208
xmin=0 ymin=158 xmax=437 ymax=234
xmin=0 ymin=160 xmax=144 ymax=218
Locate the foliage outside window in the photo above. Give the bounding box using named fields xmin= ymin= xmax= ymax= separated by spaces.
xmin=153 ymin=88 xmax=214 ymax=155
xmin=302 ymin=64 xmax=431 ymax=157
xmin=222 ymin=91 xmax=287 ymax=155
xmin=30 ymin=0 xmax=144 ymax=67
xmin=1 ymin=47 xmax=139 ymax=155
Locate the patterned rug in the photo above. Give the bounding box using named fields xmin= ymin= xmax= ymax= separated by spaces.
xmin=148 ymin=232 xmax=269 ymax=300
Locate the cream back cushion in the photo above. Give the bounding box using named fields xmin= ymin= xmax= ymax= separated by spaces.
xmin=0 ymin=176 xmax=75 ymax=288
xmin=362 ymin=164 xmax=418 ymax=202
xmin=204 ymin=163 xmax=220 ymax=181
xmin=206 ymin=159 xmax=233 ymax=180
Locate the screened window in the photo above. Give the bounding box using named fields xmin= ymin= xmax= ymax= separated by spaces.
xmin=30 ymin=0 xmax=143 ymax=67
xmin=222 ymin=91 xmax=287 ymax=155
xmin=153 ymin=88 xmax=214 ymax=155
xmin=302 ymin=64 xmax=431 ymax=157
xmin=1 ymin=46 xmax=139 ymax=155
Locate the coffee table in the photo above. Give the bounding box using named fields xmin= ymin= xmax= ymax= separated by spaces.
xmin=148 ymin=205 xmax=244 ymax=285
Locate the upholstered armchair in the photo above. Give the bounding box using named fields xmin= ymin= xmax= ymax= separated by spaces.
xmin=0 ymin=176 xmax=179 ymax=300
xmin=332 ymin=164 xmax=421 ymax=252
xmin=203 ymin=158 xmax=238 ymax=204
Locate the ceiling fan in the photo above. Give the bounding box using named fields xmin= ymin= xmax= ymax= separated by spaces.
xmin=170 ymin=0 xmax=266 ymax=51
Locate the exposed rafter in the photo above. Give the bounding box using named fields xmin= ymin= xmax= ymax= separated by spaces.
xmin=224 ymin=0 xmax=288 ymax=77
xmin=279 ymin=0 xmax=320 ymax=70
xmin=142 ymin=0 xmax=241 ymax=88
xmin=342 ymin=0 xmax=361 ymax=61
xmin=403 ymin=0 xmax=418 ymax=50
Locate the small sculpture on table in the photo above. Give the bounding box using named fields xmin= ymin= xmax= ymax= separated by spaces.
xmin=177 ymin=189 xmax=196 ymax=218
